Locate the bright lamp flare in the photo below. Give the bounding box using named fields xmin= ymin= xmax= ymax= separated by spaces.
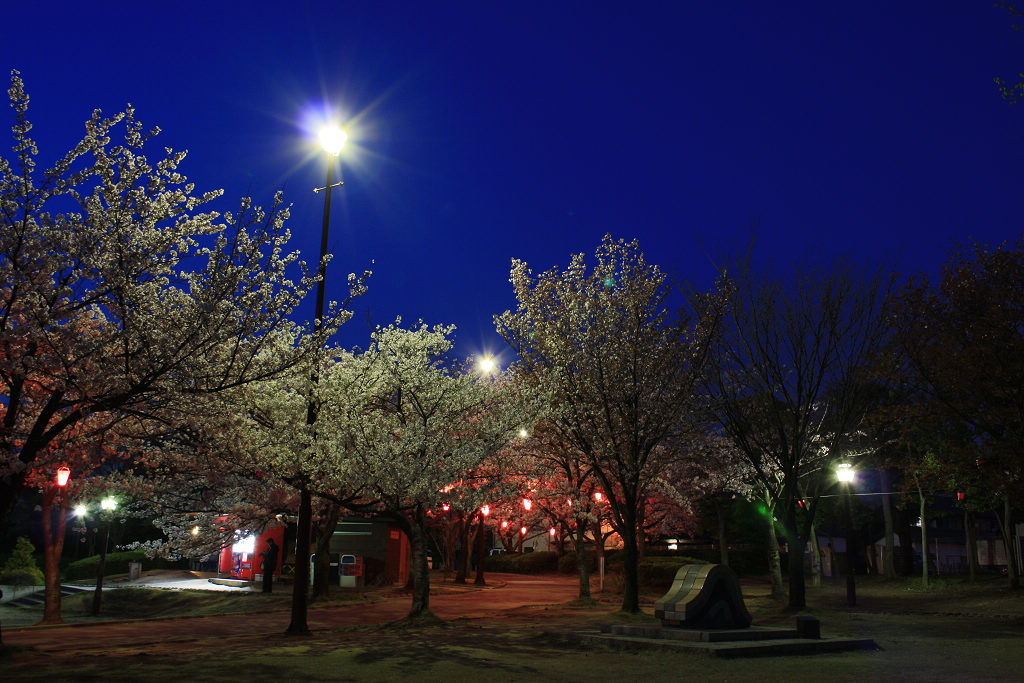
xmin=479 ymin=357 xmax=495 ymax=374
xmin=73 ymin=504 xmax=87 ymax=517
xmin=101 ymin=497 xmax=117 ymax=511
xmin=318 ymin=125 xmax=348 ymax=155
xmin=836 ymin=463 xmax=855 ymax=483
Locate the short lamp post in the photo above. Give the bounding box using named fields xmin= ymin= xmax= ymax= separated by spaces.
xmin=92 ymin=497 xmax=117 ymax=616
xmin=836 ymin=463 xmax=856 ymax=607
xmin=475 ymin=504 xmax=490 ymax=586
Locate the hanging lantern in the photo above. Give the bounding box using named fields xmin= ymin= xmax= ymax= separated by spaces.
xmin=55 ymin=466 xmax=71 ymax=487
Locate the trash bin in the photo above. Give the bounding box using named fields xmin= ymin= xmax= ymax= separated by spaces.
xmin=339 ymin=554 xmax=362 ymax=587
xmin=128 ymin=561 xmax=142 ymax=581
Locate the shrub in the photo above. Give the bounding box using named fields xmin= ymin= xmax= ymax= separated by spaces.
xmin=64 ymin=550 xmax=186 ymax=581
xmin=484 ymin=550 xmax=558 ymax=574
xmin=1 ymin=537 xmax=43 ymax=584
xmin=1 ymin=567 xmax=45 ymax=586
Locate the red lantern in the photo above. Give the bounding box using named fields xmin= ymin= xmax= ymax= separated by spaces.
xmin=520 ymin=526 xmax=527 ymax=536
xmin=480 ymin=504 xmax=490 ymax=516
xmin=55 ymin=466 xmax=71 ymax=487
xmin=957 ymin=492 xmax=965 ymax=501
xmin=548 ymin=527 xmax=556 ymax=537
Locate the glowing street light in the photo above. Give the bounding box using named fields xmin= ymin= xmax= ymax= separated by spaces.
xmin=318 ymin=125 xmax=348 ymax=156
xmin=836 ymin=462 xmax=856 ymax=606
xmin=291 ymin=119 xmax=350 ymax=636
xmin=92 ymin=497 xmax=119 ymax=616
xmin=55 ymin=466 xmax=70 ymax=488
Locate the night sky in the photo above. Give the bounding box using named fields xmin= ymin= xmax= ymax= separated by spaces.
xmin=3 ymin=2 xmax=1021 ymax=359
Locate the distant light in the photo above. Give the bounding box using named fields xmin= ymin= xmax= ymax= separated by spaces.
xmin=520 ymin=526 xmax=527 ymax=535
xmin=522 ymin=498 xmax=532 ymax=511
xmin=480 ymin=504 xmax=490 ymax=516
xmin=518 ymin=428 xmax=529 ymax=438
xmin=667 ymin=542 xmax=678 ymax=551
xmin=191 ymin=526 xmax=200 ymax=536
xmin=101 ymin=497 xmax=117 ymax=511
xmin=594 ymin=491 xmax=603 ymax=501
xmin=501 ymin=520 xmax=508 ymax=528
xmin=836 ymin=463 xmax=855 ymax=483
xmin=73 ymin=504 xmax=87 ymax=518
xmin=549 ymin=527 xmax=557 ymax=537
xmin=442 ymin=503 xmax=451 ymax=512
xmin=318 ymin=125 xmax=348 ymax=155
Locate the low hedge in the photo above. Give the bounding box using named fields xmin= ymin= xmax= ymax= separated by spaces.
xmin=0 ymin=567 xmax=44 ymax=585
xmin=483 ymin=550 xmax=558 ymax=574
xmin=64 ymin=551 xmax=186 ymax=581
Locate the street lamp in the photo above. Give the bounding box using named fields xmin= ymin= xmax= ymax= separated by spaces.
xmin=476 ymin=504 xmax=491 ymax=586
xmin=290 ymin=124 xmax=348 ymax=636
xmin=836 ymin=463 xmax=856 ymax=607
xmin=92 ymin=497 xmax=118 ymax=616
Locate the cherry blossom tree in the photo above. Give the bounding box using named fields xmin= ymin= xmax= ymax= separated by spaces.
xmin=322 ymin=322 xmax=530 ymax=619
xmin=495 ymin=235 xmax=729 ymax=612
xmin=0 ymin=71 xmax=368 ymax=535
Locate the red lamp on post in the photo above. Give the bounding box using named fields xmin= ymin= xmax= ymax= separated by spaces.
xmin=475 ymin=504 xmax=491 ymax=586
xmin=56 ymin=466 xmax=70 ymax=488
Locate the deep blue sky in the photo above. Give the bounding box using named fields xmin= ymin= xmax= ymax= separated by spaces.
xmin=4 ymin=2 xmax=1022 ymax=360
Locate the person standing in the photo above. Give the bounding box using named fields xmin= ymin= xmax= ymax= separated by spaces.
xmin=259 ymin=539 xmax=279 ymax=593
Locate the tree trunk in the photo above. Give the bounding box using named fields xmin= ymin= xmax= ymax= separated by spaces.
xmin=406 ymin=508 xmax=432 ymax=618
xmin=808 ymin=520 xmax=822 ymax=588
xmin=766 ymin=513 xmax=784 ymax=599
xmin=312 ymin=502 xmax=341 ymax=601
xmin=785 ymin=523 xmax=806 ymax=610
xmin=40 ymin=487 xmax=68 ymax=625
xmin=717 ymin=500 xmax=729 ymax=567
xmin=964 ymin=509 xmax=978 ymax=581
xmin=880 ymin=469 xmax=897 ymax=578
xmin=286 ymin=486 xmax=313 ymax=635
xmin=574 ymin=518 xmax=591 ymax=599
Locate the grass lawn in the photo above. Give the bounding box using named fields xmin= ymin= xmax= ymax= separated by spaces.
xmin=3 ymin=573 xmax=1023 ymax=682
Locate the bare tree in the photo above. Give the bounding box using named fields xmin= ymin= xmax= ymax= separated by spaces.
xmin=702 ymin=252 xmax=894 ymax=609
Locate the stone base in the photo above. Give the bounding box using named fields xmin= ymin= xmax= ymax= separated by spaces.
xmin=552 ymin=621 xmax=877 ymax=658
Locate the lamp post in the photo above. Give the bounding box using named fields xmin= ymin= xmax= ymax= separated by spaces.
xmin=288 ymin=124 xmax=347 ymax=636
xmin=836 ymin=463 xmax=856 ymax=607
xmin=92 ymin=497 xmax=117 ymax=616
xmin=475 ymin=504 xmax=490 ymax=585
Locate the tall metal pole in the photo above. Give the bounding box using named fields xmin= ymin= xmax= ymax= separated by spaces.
xmin=288 ymin=154 xmax=335 ymax=636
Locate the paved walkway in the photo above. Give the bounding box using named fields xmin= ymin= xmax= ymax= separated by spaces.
xmin=1 ymin=572 xmax=591 ymax=655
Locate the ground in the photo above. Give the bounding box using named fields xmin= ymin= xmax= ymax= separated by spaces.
xmin=2 ymin=571 xmax=1023 ymax=681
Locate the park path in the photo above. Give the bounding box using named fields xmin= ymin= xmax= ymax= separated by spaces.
xmin=2 ymin=573 xmax=588 ymax=656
